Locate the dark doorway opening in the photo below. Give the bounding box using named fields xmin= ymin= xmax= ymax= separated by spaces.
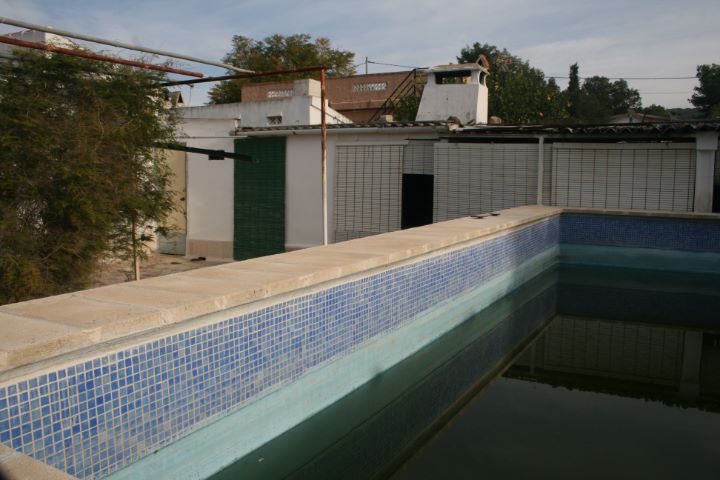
xmin=402 ymin=174 xmax=434 ymax=229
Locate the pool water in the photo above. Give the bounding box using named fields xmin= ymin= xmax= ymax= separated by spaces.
xmin=211 ymin=265 xmax=720 ymax=480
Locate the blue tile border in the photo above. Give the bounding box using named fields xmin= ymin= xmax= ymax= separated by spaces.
xmin=0 ymin=218 xmax=559 ymax=479
xmin=560 ymin=213 xmax=720 ymax=252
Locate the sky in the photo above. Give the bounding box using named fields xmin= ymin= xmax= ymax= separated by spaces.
xmin=1 ymin=0 xmax=718 ymax=108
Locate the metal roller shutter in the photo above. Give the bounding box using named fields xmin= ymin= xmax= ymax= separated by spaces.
xmin=550 ymin=143 xmax=696 ymax=211
xmin=403 ymin=140 xmax=434 ymax=175
xmin=433 ymin=143 xmax=538 ymax=222
xmin=334 ymin=144 xmax=403 ymax=241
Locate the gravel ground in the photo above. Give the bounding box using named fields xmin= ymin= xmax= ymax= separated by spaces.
xmin=91 ymin=254 xmax=229 ymax=288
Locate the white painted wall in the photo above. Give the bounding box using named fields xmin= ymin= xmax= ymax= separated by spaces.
xmin=178 ymin=119 xmax=236 ymax=247
xmin=285 ymin=135 xmax=323 ymax=249
xmin=695 ymin=131 xmax=718 ymax=212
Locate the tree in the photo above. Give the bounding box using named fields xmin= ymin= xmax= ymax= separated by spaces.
xmin=640 ymin=104 xmax=669 ymax=118
xmin=457 ymin=43 xmax=566 ymax=124
xmin=690 ymin=64 xmax=720 ymax=117
xmin=565 ymin=64 xmax=642 ymax=123
xmin=391 ymin=95 xmax=422 ymax=122
xmin=566 ymin=63 xmax=581 ymax=118
xmin=0 ymin=50 xmax=178 ymax=304
xmin=209 ymin=34 xmax=356 ymax=104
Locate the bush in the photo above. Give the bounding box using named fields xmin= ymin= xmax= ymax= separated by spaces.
xmin=0 ymin=50 xmax=178 ymax=303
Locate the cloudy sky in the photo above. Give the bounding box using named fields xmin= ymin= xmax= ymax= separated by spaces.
xmin=2 ymin=0 xmax=718 ymax=107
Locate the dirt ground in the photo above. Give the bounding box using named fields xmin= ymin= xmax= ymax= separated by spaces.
xmin=91 ymin=254 xmax=229 ymax=288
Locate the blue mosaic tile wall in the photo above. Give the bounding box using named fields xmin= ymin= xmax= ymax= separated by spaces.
xmin=560 ymin=214 xmax=720 ymax=252
xmin=0 ymin=217 xmax=559 ymax=479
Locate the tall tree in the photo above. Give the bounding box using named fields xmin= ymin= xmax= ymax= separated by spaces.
xmin=690 ymin=64 xmax=720 ymax=117
xmin=209 ymin=34 xmax=356 ymax=104
xmin=566 ymin=63 xmax=581 ymax=118
xmin=457 ymin=43 xmax=565 ymax=123
xmin=0 ymin=50 xmax=177 ymax=303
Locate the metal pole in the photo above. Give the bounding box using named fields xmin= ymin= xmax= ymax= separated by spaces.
xmin=537 ymin=136 xmax=545 ymax=205
xmin=160 ymin=65 xmax=324 ymax=87
xmin=0 ymin=16 xmax=253 ymax=73
xmin=132 ymin=219 xmax=140 ymax=281
xmin=321 ymin=67 xmax=328 ymax=245
xmin=0 ymin=35 xmax=204 ymax=77
xmin=365 ymin=56 xmax=368 ymax=75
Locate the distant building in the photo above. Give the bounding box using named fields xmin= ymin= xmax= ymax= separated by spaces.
xmin=0 ymin=29 xmax=80 ymax=58
xmin=240 ymin=71 xmax=423 ymax=123
xmin=609 ymin=111 xmax=670 ymax=124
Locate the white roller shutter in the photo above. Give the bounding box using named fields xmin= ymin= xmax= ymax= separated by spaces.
xmin=433 ymin=143 xmax=538 ymax=222
xmin=550 ymin=143 xmax=696 ymax=211
xmin=334 ymin=144 xmax=403 ymax=241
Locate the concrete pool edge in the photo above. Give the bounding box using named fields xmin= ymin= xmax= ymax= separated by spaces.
xmin=0 ymin=443 xmax=75 ymax=480
xmin=0 ymin=205 xmax=561 ymax=378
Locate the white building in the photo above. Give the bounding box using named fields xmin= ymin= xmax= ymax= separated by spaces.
xmin=177 ymin=57 xmax=719 ymax=262
xmin=0 ymin=29 xmax=79 ymax=58
xmin=174 ymin=78 xmax=351 ymax=258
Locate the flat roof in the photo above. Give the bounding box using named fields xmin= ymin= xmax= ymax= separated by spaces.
xmin=235 ymin=120 xmax=720 ymax=137
xmin=450 ymin=121 xmax=720 ymax=136
xmin=236 ymin=120 xmax=453 ymax=134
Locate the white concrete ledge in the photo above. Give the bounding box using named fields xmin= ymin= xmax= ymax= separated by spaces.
xmin=0 ymin=206 xmax=562 ymax=376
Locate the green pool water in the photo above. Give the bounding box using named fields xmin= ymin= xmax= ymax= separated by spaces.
xmin=211 ymin=265 xmax=720 ymax=480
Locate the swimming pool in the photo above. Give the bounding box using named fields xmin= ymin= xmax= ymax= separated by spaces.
xmin=212 ymin=265 xmax=720 ymax=479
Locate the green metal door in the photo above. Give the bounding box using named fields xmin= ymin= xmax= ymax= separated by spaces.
xmin=233 ymin=137 xmax=286 ymax=260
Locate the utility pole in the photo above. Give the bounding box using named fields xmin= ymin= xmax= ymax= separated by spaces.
xmin=365 ymin=57 xmax=368 ymax=75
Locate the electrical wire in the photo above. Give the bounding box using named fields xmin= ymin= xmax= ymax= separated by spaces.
xmin=367 ymin=60 xmax=428 ymax=70
xmin=546 ymin=75 xmax=696 ymax=80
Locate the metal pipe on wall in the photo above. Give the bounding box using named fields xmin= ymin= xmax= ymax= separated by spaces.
xmin=0 ymin=16 xmax=253 ymax=73
xmin=0 ymin=35 xmax=204 ymax=77
xmin=160 ymin=66 xmax=325 ymax=87
xmin=321 ymin=67 xmax=328 ymax=245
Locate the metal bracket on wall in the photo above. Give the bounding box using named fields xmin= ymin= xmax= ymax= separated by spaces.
xmin=156 ymin=143 xmax=252 ymax=161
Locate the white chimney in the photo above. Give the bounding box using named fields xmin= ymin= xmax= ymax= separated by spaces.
xmin=416 ymin=57 xmax=489 ymax=125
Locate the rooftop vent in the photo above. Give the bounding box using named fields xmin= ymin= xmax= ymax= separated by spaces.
xmin=416 ymin=56 xmax=489 ymax=125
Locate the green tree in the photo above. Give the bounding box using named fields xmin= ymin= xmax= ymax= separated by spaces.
xmin=566 ymin=63 xmax=581 ymax=118
xmin=640 ymin=104 xmax=669 ymax=118
xmin=457 ymin=43 xmax=566 ymax=123
xmin=690 ymin=64 xmax=720 ymax=117
xmin=391 ymin=95 xmax=422 ymax=122
xmin=565 ymin=65 xmax=642 ymax=123
xmin=209 ymin=34 xmax=356 ymax=104
xmin=0 ymin=50 xmax=178 ymax=304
